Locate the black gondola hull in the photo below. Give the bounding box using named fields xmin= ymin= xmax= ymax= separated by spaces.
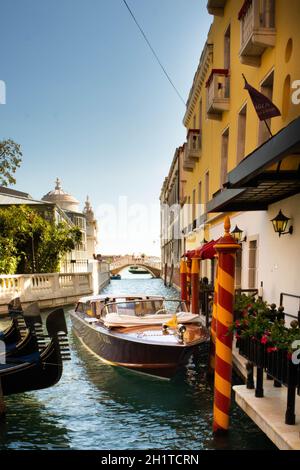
xmin=0 ymin=339 xmax=63 ymax=396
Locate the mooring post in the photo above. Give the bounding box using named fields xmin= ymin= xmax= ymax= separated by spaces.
xmin=209 ymin=259 xmax=218 ymax=372
xmin=213 ymin=216 xmax=240 ymax=434
xmin=0 ymin=380 xmax=6 ymax=419
xmin=180 ymin=259 xmax=188 ymax=303
xmin=186 ymin=259 xmax=192 ymax=308
xmin=191 ymin=258 xmax=200 ymax=315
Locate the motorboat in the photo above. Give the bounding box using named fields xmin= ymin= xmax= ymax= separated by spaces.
xmin=70 ymin=295 xmax=209 ymax=380
xmin=128 ymin=266 xmax=149 ymax=275
xmin=110 ymin=274 xmax=122 ymax=280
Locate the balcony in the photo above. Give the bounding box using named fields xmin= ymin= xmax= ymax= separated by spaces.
xmin=207 ymin=0 xmax=227 ymax=16
xmin=206 ymin=69 xmax=230 ymax=119
xmin=184 ymin=129 xmax=201 ymax=168
xmin=182 ymin=143 xmax=195 ymax=172
xmin=239 ymin=0 xmax=276 ymax=67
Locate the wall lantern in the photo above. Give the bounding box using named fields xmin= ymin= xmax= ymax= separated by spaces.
xmin=230 ymin=225 xmax=246 ymax=242
xmin=271 ymin=210 xmax=293 ymax=237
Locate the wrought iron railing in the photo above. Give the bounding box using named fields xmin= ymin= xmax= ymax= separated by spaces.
xmin=237 ymin=336 xmax=300 ymax=425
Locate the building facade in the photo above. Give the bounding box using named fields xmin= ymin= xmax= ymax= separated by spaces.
xmin=0 ymin=178 xmax=98 ymax=273
xmin=161 ymin=0 xmax=300 ymax=314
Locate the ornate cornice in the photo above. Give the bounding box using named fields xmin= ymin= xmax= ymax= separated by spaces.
xmin=183 ymin=42 xmax=214 ymax=127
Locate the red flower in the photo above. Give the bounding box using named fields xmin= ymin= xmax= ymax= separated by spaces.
xmin=267 ymin=346 xmax=278 ymax=353
xmin=287 ymin=352 xmax=292 ymax=360
xmin=235 ymin=320 xmax=241 ymax=328
xmin=261 ymin=335 xmax=268 ymax=345
xmin=236 ymin=333 xmax=241 ymax=339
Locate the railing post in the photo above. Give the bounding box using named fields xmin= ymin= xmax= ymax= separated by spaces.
xmin=53 ymin=273 xmax=60 ymax=297
xmin=213 ymin=216 xmax=240 ymax=434
xmin=285 ymin=360 xmax=297 ymax=425
xmin=255 ymin=344 xmax=264 ymax=397
xmin=246 ymin=361 xmax=255 ymax=389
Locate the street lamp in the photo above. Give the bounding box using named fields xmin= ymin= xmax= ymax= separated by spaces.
xmin=230 ymin=225 xmax=245 ymax=242
xmin=271 ymin=210 xmax=293 ymax=237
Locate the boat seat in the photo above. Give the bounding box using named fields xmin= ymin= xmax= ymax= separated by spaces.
xmin=103 ymin=312 xmax=201 ymax=328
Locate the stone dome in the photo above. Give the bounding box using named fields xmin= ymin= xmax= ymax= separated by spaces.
xmin=42 ymin=178 xmax=80 ymax=212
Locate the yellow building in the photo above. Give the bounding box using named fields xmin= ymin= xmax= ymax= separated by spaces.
xmin=161 ymin=0 xmax=300 ymax=309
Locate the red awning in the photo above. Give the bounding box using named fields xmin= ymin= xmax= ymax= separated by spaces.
xmin=196 ymin=239 xmax=218 ymax=260
xmin=182 ymin=239 xmax=220 ymax=261
xmin=182 ymin=249 xmax=196 ymax=260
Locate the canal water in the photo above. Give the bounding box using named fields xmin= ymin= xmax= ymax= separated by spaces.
xmin=0 ymin=269 xmax=275 ymax=450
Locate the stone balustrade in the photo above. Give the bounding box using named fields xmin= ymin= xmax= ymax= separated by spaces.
xmin=0 ymin=272 xmax=94 ymax=314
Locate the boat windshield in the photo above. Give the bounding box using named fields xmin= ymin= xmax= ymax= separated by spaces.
xmin=100 ymin=299 xmax=188 ymax=318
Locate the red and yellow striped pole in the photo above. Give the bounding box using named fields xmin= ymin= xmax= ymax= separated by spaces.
xmin=191 ymin=258 xmax=200 ymax=315
xmin=209 ymin=258 xmax=218 ymax=372
xmin=180 ymin=259 xmax=188 ymax=303
xmin=186 ymin=259 xmax=192 ymax=308
xmin=213 ymin=216 xmax=240 ymax=434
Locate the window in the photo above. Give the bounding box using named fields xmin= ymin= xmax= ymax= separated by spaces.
xmin=248 ymin=240 xmax=258 ymax=289
xmin=235 ymin=249 xmax=242 ymax=289
xmin=258 ymin=71 xmax=274 ymax=145
xmin=205 ymin=171 xmax=209 ymax=209
xmin=187 ymin=196 xmax=191 ymax=224
xmin=237 ymin=104 xmax=247 ymax=163
xmin=192 ymin=189 xmax=196 ymax=222
xmin=224 ymin=25 xmax=231 ymax=97
xmin=198 ymin=181 xmax=202 ymax=217
xmin=220 ymin=128 xmax=229 ymax=187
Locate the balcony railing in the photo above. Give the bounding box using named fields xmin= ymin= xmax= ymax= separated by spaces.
xmin=206 ymin=69 xmax=230 ymax=118
xmin=239 ymin=0 xmax=276 ymax=66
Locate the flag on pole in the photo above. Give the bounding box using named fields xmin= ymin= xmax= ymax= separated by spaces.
xmin=243 ymin=74 xmax=281 ymax=121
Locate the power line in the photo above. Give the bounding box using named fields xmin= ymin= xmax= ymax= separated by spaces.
xmin=121 ymin=0 xmax=186 ymax=106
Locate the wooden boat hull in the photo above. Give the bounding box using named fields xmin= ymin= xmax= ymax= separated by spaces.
xmin=71 ymin=311 xmax=208 ymax=379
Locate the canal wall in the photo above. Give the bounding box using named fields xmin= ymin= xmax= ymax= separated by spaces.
xmin=0 ymin=261 xmax=110 ymax=315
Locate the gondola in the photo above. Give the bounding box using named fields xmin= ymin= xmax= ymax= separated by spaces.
xmin=0 ymin=297 xmax=28 ymax=348
xmin=0 ymin=308 xmax=70 ymax=396
xmin=71 ymin=295 xmax=210 ymax=380
xmin=0 ymin=301 xmax=43 ymax=359
xmin=5 ymin=302 xmax=45 ymax=360
xmin=0 ymin=318 xmax=21 ymax=347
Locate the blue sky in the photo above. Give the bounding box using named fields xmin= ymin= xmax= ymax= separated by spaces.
xmin=0 ymin=0 xmax=211 ymax=255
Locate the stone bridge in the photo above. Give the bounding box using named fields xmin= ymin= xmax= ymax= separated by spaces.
xmin=110 ymin=256 xmax=161 ymax=278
